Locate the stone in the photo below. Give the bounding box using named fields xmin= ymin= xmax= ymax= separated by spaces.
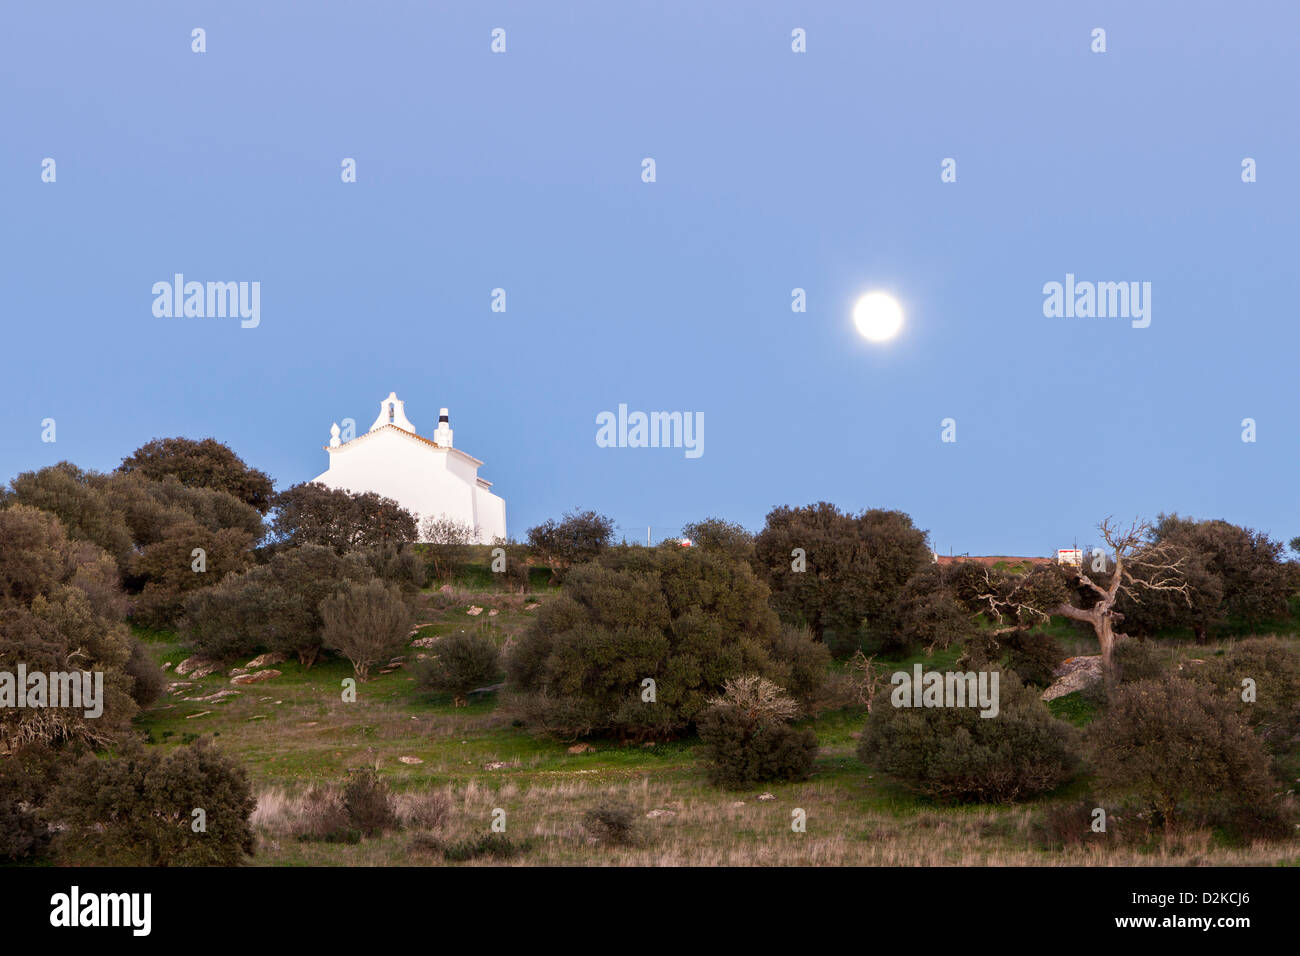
xmin=567 ymin=743 xmax=595 ymax=754
xmin=399 ymin=756 xmax=424 ymax=765
xmin=181 ymin=689 xmax=242 ymax=703
xmin=524 ymin=603 xmax=540 ymax=611
xmin=488 ymin=609 xmax=499 ymax=616
xmin=411 ymin=637 xmax=438 ymax=648
xmin=758 ymin=793 xmax=776 ymax=801
xmin=229 ymin=667 xmax=249 ymax=677
xmin=246 ymin=652 xmax=287 ymax=668
xmin=467 ymin=606 xmax=484 ymax=616
xmin=1040 ymin=655 xmax=1104 ymax=702
xmin=175 ymin=656 xmax=222 ymax=678
xmin=231 ymin=669 xmax=282 ymax=686
xmin=645 ymin=809 xmax=676 ymax=819
xmin=185 ymin=710 xmax=212 ymax=719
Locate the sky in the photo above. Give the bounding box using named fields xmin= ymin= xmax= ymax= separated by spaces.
xmin=2 ymin=1 xmax=1298 ymax=555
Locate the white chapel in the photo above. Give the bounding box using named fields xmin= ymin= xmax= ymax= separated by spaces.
xmin=312 ymin=392 xmax=507 ymax=544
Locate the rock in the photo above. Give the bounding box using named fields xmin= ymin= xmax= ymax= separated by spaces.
xmin=524 ymin=603 xmax=540 ymax=611
xmin=467 ymin=606 xmax=484 ymax=616
xmin=181 ymin=689 xmax=242 ymax=703
xmin=484 ymin=761 xmax=510 ymax=771
xmin=731 ymin=801 xmax=746 ymax=808
xmin=185 ymin=710 xmax=212 ymax=719
xmin=304 ymin=721 xmax=319 ymax=727
xmin=167 ymin=681 xmax=196 ymax=693
xmin=175 ymin=656 xmax=222 ymax=678
xmin=229 ymin=667 xmax=250 ymax=677
xmin=567 ymin=743 xmax=595 ymax=754
xmin=438 ymin=585 xmax=454 ymax=593
xmin=645 ymin=809 xmax=676 ymax=819
xmin=1040 ymin=655 xmax=1104 ymax=702
xmin=161 ymin=662 xmax=173 ymax=671
xmin=411 ymin=637 xmax=439 ymax=648
xmin=758 ymin=793 xmax=776 ymax=801
xmin=249 ymin=715 xmax=267 ymax=721
xmin=398 ymin=756 xmax=423 ymax=765
xmin=231 ymin=669 xmax=282 ymax=686
xmin=488 ymin=609 xmax=499 ymax=617
xmin=246 ymin=652 xmax=287 ymax=669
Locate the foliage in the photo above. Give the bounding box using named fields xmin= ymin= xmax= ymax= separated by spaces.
xmin=525 ymin=509 xmax=615 ymax=581
xmin=118 ymin=436 xmax=274 ymax=514
xmin=751 ymin=502 xmax=931 ymax=656
xmin=697 ymin=675 xmax=818 ymax=788
xmin=271 ymin=482 xmax=417 ymax=552
xmin=320 ymin=578 xmax=412 ymax=681
xmin=48 ymin=737 xmax=256 ymax=866
xmin=415 ymin=627 xmax=501 ymax=704
xmin=857 ymin=670 xmax=1081 ymax=803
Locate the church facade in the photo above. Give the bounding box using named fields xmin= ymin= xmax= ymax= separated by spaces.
xmin=312 ymin=392 xmax=507 ymax=544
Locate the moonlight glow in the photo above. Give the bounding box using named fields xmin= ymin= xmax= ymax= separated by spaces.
xmin=853 ymin=292 xmax=904 ymax=342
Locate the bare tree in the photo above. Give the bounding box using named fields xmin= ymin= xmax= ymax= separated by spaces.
xmin=970 ymin=519 xmax=1191 ymax=667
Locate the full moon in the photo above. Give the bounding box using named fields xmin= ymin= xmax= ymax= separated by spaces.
xmin=853 ymin=292 xmax=904 ymax=342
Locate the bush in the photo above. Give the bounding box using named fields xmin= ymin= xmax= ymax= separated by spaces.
xmin=1089 ymin=675 xmax=1281 ymax=835
xmin=526 ymin=509 xmax=615 ymax=582
xmin=1111 ymin=638 xmax=1165 ymax=684
xmin=857 ymin=669 xmax=1081 ymax=803
xmin=582 ymin=803 xmax=638 ymax=846
xmin=48 ymin=737 xmax=256 ymax=866
xmin=506 ymin=545 xmax=815 ymax=740
xmin=397 ymin=790 xmax=452 ymax=831
xmin=320 ymin=579 xmax=412 ymax=681
xmin=415 ymin=627 xmax=501 ymax=705
xmin=124 ymin=637 xmax=167 ymax=708
xmin=294 ymin=785 xmax=353 ymax=842
xmin=438 ymin=832 xmax=532 ymax=862
xmin=766 ymin=625 xmax=832 ymax=707
xmin=1187 ymin=636 xmax=1300 ymax=754
xmin=1030 ymin=799 xmax=1147 ymax=851
xmin=697 ymin=676 xmax=818 ymax=788
xmin=342 ymin=769 xmax=398 ymax=838
xmin=0 ymin=752 xmax=52 ymax=862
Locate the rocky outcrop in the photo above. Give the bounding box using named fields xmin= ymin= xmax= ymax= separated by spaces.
xmin=1040 ymin=655 xmax=1104 ymax=701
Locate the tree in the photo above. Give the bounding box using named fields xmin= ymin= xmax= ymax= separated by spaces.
xmin=320 ymin=579 xmax=411 ymax=681
xmin=415 ymin=627 xmax=501 ymax=706
xmin=118 ymin=437 xmax=274 ymax=514
xmin=1152 ymin=515 xmax=1290 ymax=636
xmin=857 ymin=670 xmax=1081 ymax=803
xmin=1089 ymin=676 xmax=1278 ymax=835
xmin=420 ymin=514 xmax=477 ymax=581
xmin=526 ymin=509 xmax=615 ymax=582
xmin=129 ymin=522 xmax=257 ymax=629
xmin=506 ymin=545 xmax=824 ymax=740
xmin=680 ymin=517 xmax=755 ymax=562
xmin=271 ymin=483 xmax=417 ymax=552
xmin=697 ymin=675 xmax=818 ymax=788
xmin=48 ymin=737 xmax=256 ymax=866
xmin=970 ymin=520 xmax=1189 ymax=668
xmin=752 ymin=503 xmax=931 ymax=655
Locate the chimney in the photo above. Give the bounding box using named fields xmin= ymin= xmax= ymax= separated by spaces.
xmin=433 ymin=407 xmax=453 ymax=447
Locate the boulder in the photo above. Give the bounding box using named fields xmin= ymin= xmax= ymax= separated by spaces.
xmin=1040 ymin=655 xmax=1104 ymax=702
xmin=398 ymin=756 xmax=424 ymax=765
xmin=231 ymin=669 xmax=282 ymax=686
xmin=175 ymin=656 xmax=222 ymax=678
xmin=567 ymin=743 xmax=595 ymax=755
xmin=246 ymin=652 xmax=287 ymax=669
xmin=467 ymin=606 xmax=484 ymax=616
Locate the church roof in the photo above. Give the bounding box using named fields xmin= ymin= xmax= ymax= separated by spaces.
xmin=324 ymin=423 xmax=485 ymax=467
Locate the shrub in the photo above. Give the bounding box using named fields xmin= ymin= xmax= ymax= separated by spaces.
xmin=1111 ymin=637 xmax=1165 ymax=684
xmin=415 ymin=627 xmax=501 ymax=706
xmin=506 ymin=545 xmax=813 ymax=740
xmin=857 ymin=669 xmax=1081 ymax=803
xmin=272 ymin=482 xmax=417 ymax=552
xmin=697 ymin=676 xmax=818 ymax=788
xmin=320 ymin=579 xmax=412 ymax=681
xmin=0 ymin=752 xmax=52 ymax=862
xmin=421 ymin=515 xmax=477 ymax=581
xmin=294 ymin=785 xmax=353 ymax=842
xmin=48 ymin=737 xmax=256 ymax=866
xmin=396 ymin=789 xmax=452 ymax=831
xmin=1187 ymin=636 xmax=1300 ymax=754
xmin=680 ymin=518 xmax=754 ymax=562
xmin=1089 ymin=676 xmax=1281 ymax=835
xmin=439 ymin=832 xmax=531 ymax=862
xmin=766 ymin=624 xmax=832 ymax=707
xmin=124 ymin=638 xmax=167 ymax=708
xmin=342 ymin=769 xmax=398 ymax=838
xmin=118 ymin=436 xmax=274 ymax=514
xmin=358 ymin=543 xmax=427 ymax=592
xmin=526 ymin=509 xmax=615 ymax=582
xmin=751 ymin=503 xmax=931 ymax=655
xmin=1030 ymin=799 xmax=1147 ymax=851
xmin=582 ymin=803 xmax=638 ymax=846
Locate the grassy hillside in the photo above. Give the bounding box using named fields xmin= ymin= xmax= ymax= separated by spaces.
xmin=132 ymin=576 xmax=1300 ymax=866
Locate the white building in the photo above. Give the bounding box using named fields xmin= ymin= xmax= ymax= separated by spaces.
xmin=312 ymin=392 xmax=507 ymax=544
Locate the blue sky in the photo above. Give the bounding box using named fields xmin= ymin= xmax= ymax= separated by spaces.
xmin=3 ymin=1 xmax=1298 ymax=554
